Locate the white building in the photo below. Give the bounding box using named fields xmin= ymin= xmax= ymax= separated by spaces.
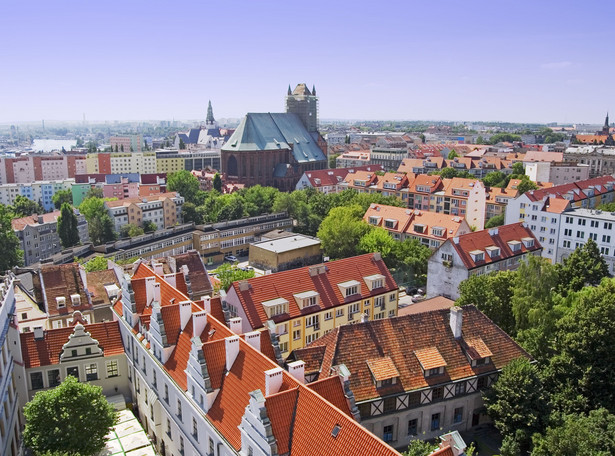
xmin=525 ymin=161 xmax=590 ymax=185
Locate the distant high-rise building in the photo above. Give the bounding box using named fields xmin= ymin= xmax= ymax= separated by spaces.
xmin=285 ymin=83 xmax=319 ymax=132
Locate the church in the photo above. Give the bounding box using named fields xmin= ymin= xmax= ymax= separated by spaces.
xmin=174 ymin=101 xmax=227 ymax=150
xmin=221 ymin=84 xmax=328 ymax=191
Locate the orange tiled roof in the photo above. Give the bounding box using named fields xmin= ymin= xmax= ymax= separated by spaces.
xmin=398 ymin=296 xmax=455 ymax=317
xmin=366 ymin=356 xmax=401 ymax=381
xmin=542 ymin=197 xmax=570 ymax=214
xmin=86 ymin=269 xmax=119 ymax=307
xmin=291 ymin=305 xmax=531 ymax=402
xmin=105 ymin=191 xmax=178 ymax=208
xmin=230 ymin=253 xmax=397 ymax=330
xmin=524 ymin=175 xmax=615 ymax=203
xmin=414 ymin=346 xmax=447 ymax=370
xmin=306 ymin=376 xmax=353 ymax=417
xmin=12 ymin=210 xmax=61 ymax=231
xmin=20 ymin=321 xmax=124 ymax=368
xmin=523 ymin=151 xmax=563 ymax=162
xmin=464 ymin=337 xmax=493 ymax=360
xmin=574 ymin=134 xmax=611 ymax=144
xmin=303 ymin=165 xmax=384 ymax=188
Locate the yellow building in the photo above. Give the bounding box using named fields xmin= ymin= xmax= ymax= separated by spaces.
xmin=224 ymin=253 xmax=399 ymax=356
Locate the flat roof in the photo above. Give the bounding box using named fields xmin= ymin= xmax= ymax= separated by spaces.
xmin=251 ymin=235 xmax=321 ymax=253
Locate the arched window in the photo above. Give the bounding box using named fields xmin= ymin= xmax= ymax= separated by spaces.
xmin=226 ymin=155 xmax=238 ymax=177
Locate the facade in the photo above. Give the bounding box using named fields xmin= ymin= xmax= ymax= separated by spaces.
xmin=12 ymin=210 xmax=89 ymax=266
xmin=505 ymin=176 xmax=615 ymax=263
xmin=112 ymin=260 xmax=401 ymax=456
xmin=0 ymin=155 xmax=86 ymax=185
xmin=364 ymin=204 xmax=471 ymax=249
xmin=335 ymin=150 xmax=372 ymax=168
xmin=564 ymin=145 xmax=615 ymax=177
xmin=295 ymin=165 xmax=384 ymax=193
xmin=224 ymin=253 xmax=399 ymax=357
xmin=556 ymin=208 xmax=615 ymax=274
xmin=398 ymin=156 xmax=513 ymax=179
xmin=104 ymin=192 xmax=184 ymax=232
xmin=525 ymin=161 xmax=590 ymax=185
xmin=109 ymin=135 xmax=143 ymax=153
xmin=85 ymin=152 xmax=157 ymax=175
xmin=288 ymin=305 xmax=530 ymax=450
xmin=155 ymin=150 xmax=221 ymax=174
xmin=221 ymin=84 xmax=327 ymax=191
xmin=370 ymin=147 xmax=409 ymax=171
xmin=426 ymin=223 xmax=542 ymax=300
xmin=248 ymin=234 xmax=322 ymax=273
xmin=0 ymin=179 xmax=74 ymax=211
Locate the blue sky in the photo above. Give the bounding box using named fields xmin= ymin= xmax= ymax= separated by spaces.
xmin=1 ymin=0 xmax=613 ymax=124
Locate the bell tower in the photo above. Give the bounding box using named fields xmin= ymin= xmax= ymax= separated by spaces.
xmin=285 ymin=83 xmax=319 ymax=133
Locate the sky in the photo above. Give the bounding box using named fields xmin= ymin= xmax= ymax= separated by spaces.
xmin=1 ymin=0 xmax=614 ymax=124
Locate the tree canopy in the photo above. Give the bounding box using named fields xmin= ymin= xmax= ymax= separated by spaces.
xmin=79 ymin=196 xmax=116 ymax=245
xmin=555 ymin=238 xmax=609 ymax=295
xmin=23 ymin=376 xmax=117 ymax=455
xmin=11 ymin=195 xmax=44 ymax=217
xmin=84 ymin=255 xmax=110 ymax=272
xmin=167 ymin=170 xmax=200 ymax=204
xmin=318 ymin=205 xmax=371 ymax=259
xmin=214 ymin=263 xmax=255 ymax=292
xmin=57 ymin=203 xmax=80 ymax=248
xmin=52 ymin=189 xmax=73 ymax=209
xmin=0 ymin=204 xmax=23 ymax=270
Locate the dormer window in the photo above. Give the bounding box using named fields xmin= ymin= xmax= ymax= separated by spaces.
xmin=384 ymin=219 xmax=397 ymax=229
xmin=71 ymin=294 xmax=81 ymax=306
xmin=485 ymin=246 xmax=500 ymax=258
xmin=354 ymin=179 xmax=366 ymax=187
xmin=463 ymin=337 xmax=493 ymax=367
xmin=366 ymin=357 xmax=400 ymax=388
xmin=369 ymin=216 xmax=381 ymax=226
xmin=469 ymin=250 xmax=484 ymax=262
xmin=414 ymin=224 xmax=425 ymax=234
xmin=508 ymin=240 xmax=521 ymax=252
xmin=414 ymin=347 xmax=447 ymax=378
xmin=432 ymin=227 xmax=444 ymax=237
xmin=293 ymin=291 xmax=320 ymax=309
xmin=364 ymin=274 xmax=385 ymax=291
xmin=338 ymin=280 xmax=361 ymax=298
xmin=56 ymin=297 xmax=66 ymax=309
xmin=262 ymin=298 xmax=289 ymax=318
xmin=522 ymin=237 xmax=534 ymax=248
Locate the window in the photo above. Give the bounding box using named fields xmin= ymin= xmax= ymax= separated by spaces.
xmin=166 ymin=418 xmax=172 ymax=437
xmin=375 ymin=296 xmax=385 ymax=308
xmin=427 ymin=367 xmax=441 ymax=377
xmin=179 ymin=436 xmax=184 ymax=455
xmin=209 ymin=437 xmax=214 ymax=455
xmin=605 ymin=222 xmax=613 ymax=230
xmin=601 ymin=247 xmax=610 ymax=255
xmin=31 ymin=372 xmax=44 ymax=390
xmin=85 ymin=363 xmax=98 ymax=381
xmin=348 ymin=303 xmax=360 ymax=315
xmin=590 ymin=233 xmax=597 ymax=241
xmin=431 ymin=413 xmax=441 ymax=431
xmin=578 ymin=219 xmax=586 ymax=226
xmin=454 ymin=407 xmax=464 ymax=424
xmin=48 ymin=369 xmax=61 ymax=387
xmin=563 ymin=240 xmax=571 ymax=248
xmin=164 ymin=384 xmax=169 ymax=403
xmin=306 ymin=315 xmax=319 ymax=328
xmin=177 ymin=399 xmax=182 ymax=420
xmin=192 ymin=417 xmax=198 ymax=441
xmin=336 ymin=308 xmax=344 ymax=318
xmin=293 ymin=330 xmax=301 ymax=341
xmin=358 ymin=402 xmax=371 ymax=418
xmin=432 ymin=386 xmax=444 ymax=402
xmin=383 ymin=425 xmax=394 ymax=443
xmin=324 ymin=311 xmax=332 ymax=320
xmin=591 ymin=220 xmax=599 ymax=228
xmin=407 ymin=419 xmax=418 ymax=436
xmin=603 ymin=235 xmax=611 ymax=243
xmin=106 ymin=360 xmax=119 ymax=378
xmin=565 ymin=216 xmax=573 ymax=224
xmin=66 ymin=366 xmax=79 ymax=380
xmin=305 ymin=332 xmax=320 ymax=345
xmin=455 ymin=381 xmax=466 ymax=395
xmin=345 ymin=285 xmax=358 ymax=297
xmin=477 ymin=376 xmax=488 ymax=389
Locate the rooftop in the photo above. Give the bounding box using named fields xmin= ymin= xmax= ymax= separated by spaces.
xmin=251 ymin=235 xmax=321 ymax=254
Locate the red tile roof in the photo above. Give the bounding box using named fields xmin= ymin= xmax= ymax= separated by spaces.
xmin=105 ymin=191 xmax=178 ymax=208
xmin=230 ymin=254 xmax=397 ymax=330
xmin=398 ymin=296 xmax=455 ymax=316
xmin=524 ymin=175 xmax=615 ymax=203
xmin=303 ymin=165 xmax=384 ymax=188
xmin=366 ymin=356 xmax=401 ymax=381
xmin=39 ymin=264 xmax=91 ymax=317
xmin=20 ymin=321 xmax=124 ymax=368
xmin=306 ymin=376 xmax=353 ymax=417
xmin=86 ymin=269 xmax=119 ymax=307
xmin=12 ymin=210 xmax=61 ymax=231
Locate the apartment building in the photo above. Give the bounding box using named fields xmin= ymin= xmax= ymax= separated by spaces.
xmin=12 ymin=210 xmax=89 ymax=266
xmin=556 ymin=208 xmax=615 ymax=274
xmin=155 ymin=149 xmax=221 ymax=174
xmin=85 ymin=152 xmax=157 ymax=175
xmin=335 ymin=150 xmax=372 ymax=168
xmin=0 ymin=179 xmax=74 ymax=211
xmin=398 ymin=156 xmax=512 ymax=179
xmin=505 ymin=176 xmax=615 ymax=263
xmin=105 ymin=192 xmax=184 ymax=232
xmin=224 ymin=253 xmax=399 ymax=357
xmin=525 ymin=161 xmax=590 ymax=185
xmin=0 ymin=275 xmax=22 ymax=456
xmin=109 ymin=135 xmax=143 ymax=153
xmin=564 ymin=145 xmax=615 ymax=178
xmin=295 ymin=165 xmax=384 ymax=193
xmin=485 ymin=186 xmax=518 ymax=220
xmin=0 ymin=155 xmax=86 ymax=184
xmin=363 ymin=204 xmax=471 ymax=249
xmin=288 ymin=305 xmax=530 ymax=451
xmin=426 ymin=223 xmax=542 ymax=299
xmin=112 ymin=260 xmax=401 ymax=456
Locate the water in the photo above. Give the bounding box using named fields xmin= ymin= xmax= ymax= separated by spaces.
xmin=30 ymin=139 xmax=77 ymax=152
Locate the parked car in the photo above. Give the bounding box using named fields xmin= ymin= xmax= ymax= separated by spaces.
xmin=224 ymin=255 xmax=238 ymax=263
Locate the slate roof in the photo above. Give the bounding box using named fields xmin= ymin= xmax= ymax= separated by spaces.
xmin=290 ymin=305 xmax=531 ymax=403
xmin=222 ymin=113 xmax=327 ymax=164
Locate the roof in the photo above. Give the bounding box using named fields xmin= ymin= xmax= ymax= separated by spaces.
xmin=251 ymin=235 xmax=321 ymax=254
xmin=366 ymin=356 xmax=401 ymax=381
xmin=105 ymin=191 xmax=178 ymax=208
xmin=222 ymin=113 xmax=326 ymax=164
xmin=542 ymin=197 xmax=570 ymax=214
xmin=290 ymin=305 xmax=531 ymax=402
xmin=86 ymin=269 xmax=120 ymax=307
xmin=398 ymin=296 xmax=455 ymax=316
xmin=38 ymin=263 xmax=91 ymax=316
xmin=20 ymin=321 xmax=124 ymax=368
xmin=230 ymin=253 xmax=397 ymax=330
xmin=523 ymin=151 xmax=563 ymax=162
xmin=170 ymin=250 xmax=213 ymax=297
xmin=12 ymin=210 xmax=61 ymax=230
xmin=301 ymin=165 xmax=384 ymax=188
xmin=449 ymin=222 xmax=542 ymax=270
xmin=524 ymin=175 xmax=615 ymax=203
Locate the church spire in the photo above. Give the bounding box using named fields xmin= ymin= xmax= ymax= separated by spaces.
xmin=312 ymin=84 xmax=316 ymax=96
xmin=288 ymin=85 xmax=292 ymax=96
xmin=606 ymin=112 xmax=610 ymax=128
xmin=206 ymin=100 xmax=215 ymax=124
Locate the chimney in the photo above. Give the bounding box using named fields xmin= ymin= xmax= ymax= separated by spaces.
xmin=33 ymin=327 xmax=44 ymax=340
xmin=179 ymin=301 xmax=192 ymax=330
xmin=225 ymin=335 xmax=240 ymax=372
xmin=287 ymin=360 xmax=305 ymax=384
xmin=488 ymin=227 xmax=499 ymax=236
xmin=37 ymin=215 xmax=44 ymax=224
xmin=145 ymin=276 xmax=156 ymax=304
xmin=264 ymin=367 xmax=284 ymax=396
xmin=163 ymin=273 xmax=176 ymax=288
xmin=229 ymin=317 xmax=242 ymax=334
xmin=453 ymin=237 xmax=459 ymax=244
xmin=238 ymin=281 xmax=250 ymax=292
xmin=245 ymin=331 xmax=261 ymax=351
xmin=360 ymin=312 xmax=368 ymax=323
xmin=201 ymin=296 xmax=211 ymax=314
xmin=373 ymin=252 xmax=382 ymax=262
xmin=152 ymin=263 xmax=164 ymax=276
xmin=192 ymin=310 xmax=208 ymax=337
xmin=152 ymin=282 xmax=161 ymax=304
xmin=450 ymin=306 xmax=463 ymax=339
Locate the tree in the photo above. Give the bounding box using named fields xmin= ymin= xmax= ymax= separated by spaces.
xmin=318 ymin=205 xmax=372 ymax=259
xmin=179 ymin=138 xmax=186 ymax=149
xmin=358 ymin=227 xmax=397 ymax=267
xmin=511 ymin=162 xmax=524 ymax=175
xmin=23 ymin=376 xmax=117 ymax=455
xmin=57 ymin=203 xmax=80 ymax=248
xmin=241 ymin=185 xmax=279 ymax=216
xmin=120 ymin=224 xmax=144 ymax=238
xmin=531 ymin=409 xmax=615 ymax=456
xmin=329 ymin=153 xmax=340 ymax=168
xmin=167 ymin=170 xmax=200 ymax=204
xmin=84 ymin=256 xmax=110 ymax=272
xmin=12 ymin=195 xmax=44 ymax=217
xmin=395 ymin=238 xmax=432 ymax=285
xmin=484 ymin=214 xmax=504 ymax=228
xmin=555 ymin=238 xmax=609 ymax=295
xmin=79 ymin=196 xmax=106 ymax=221
xmin=181 ymin=202 xmax=200 ymax=224
xmin=597 ymin=202 xmax=615 ymax=212
xmin=476 ymin=135 xmax=484 ymax=144
xmin=213 ymin=172 xmax=222 ymax=192
xmin=143 ymin=220 xmax=157 ymax=233
xmin=483 ymin=358 xmax=549 ymax=452
xmin=403 ymin=439 xmax=438 ymax=456
xmin=447 ymin=149 xmax=458 ymax=159
xmin=0 ymin=204 xmax=23 ymax=270
xmin=482 ymin=171 xmax=506 ymax=188
xmin=517 ymin=178 xmax=539 ymax=195
xmin=85 ymin=187 xmax=104 ymax=199
xmin=489 ymin=133 xmax=522 ymax=144
xmin=215 ymin=263 xmax=255 ymax=292
xmin=51 ymin=189 xmax=73 ymax=209
xmin=217 ymin=194 xmax=246 ymax=221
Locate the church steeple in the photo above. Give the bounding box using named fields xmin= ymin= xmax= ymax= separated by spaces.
xmin=206 ymin=100 xmax=215 ymax=124
xmin=288 ymin=85 xmax=292 ymax=96
xmin=602 ymin=112 xmax=610 ymax=135
xmin=312 ymin=85 xmax=316 ymax=96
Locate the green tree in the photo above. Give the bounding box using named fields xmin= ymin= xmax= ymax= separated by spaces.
xmin=215 ymin=263 xmax=255 ymax=292
xmin=51 ymin=189 xmax=73 ymax=209
xmin=179 ymin=138 xmax=186 ymax=149
xmin=167 ymin=170 xmax=200 ymax=204
xmin=395 ymin=238 xmax=432 ymax=285
xmin=358 ymin=227 xmax=397 ymax=266
xmin=329 ymin=153 xmax=340 ymax=168
xmin=318 ymin=205 xmax=372 ymax=259
xmin=489 ymin=133 xmax=522 ymax=144
xmin=79 ymin=196 xmax=105 ymax=221
xmin=57 ymin=203 xmax=80 ymax=248
xmin=217 ymin=194 xmax=246 ymax=221
xmin=482 ymin=171 xmax=506 ymax=187
xmin=213 ymin=172 xmax=222 ymax=192
xmin=23 ymin=376 xmax=117 ymax=456
xmin=403 ymin=439 xmax=438 ymax=456
xmin=597 ymin=202 xmax=615 ymax=212
xmin=483 ymin=358 xmax=549 ymax=452
xmin=511 ymin=162 xmax=524 ymax=175
xmin=81 ymin=197 xmax=117 ymax=246
xmin=11 ymin=195 xmax=44 ymax=217
xmin=240 ymin=185 xmax=279 ymax=216
xmin=484 ymin=214 xmax=505 ymax=228
xmin=517 ymin=178 xmax=539 ymax=195
xmin=0 ymin=204 xmax=23 ymax=270
xmin=532 ymin=409 xmax=615 ymax=456
xmin=555 ymin=238 xmax=609 ymax=295
xmin=84 ymin=256 xmax=109 ymax=272
xmin=85 ymin=187 xmax=104 ymax=199
xmin=143 ymin=220 xmax=157 ymax=233
xmin=476 ymin=135 xmax=484 ymax=144
xmin=181 ymin=202 xmax=200 ymax=224
xmin=120 ymin=224 xmax=144 ymax=238
xmin=447 ymin=149 xmax=459 ymax=159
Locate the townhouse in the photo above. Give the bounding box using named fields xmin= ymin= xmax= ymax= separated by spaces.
xmin=363 ymin=204 xmax=471 ymax=249
xmin=426 ymin=223 xmax=542 ymax=300
xmin=105 ymin=192 xmax=184 ymax=232
xmin=224 ymin=253 xmax=399 ymax=356
xmin=288 ymin=305 xmax=530 ymax=451
xmin=398 ymin=156 xmax=513 ymax=179
xmin=295 ymin=165 xmax=384 ymax=193
xmin=505 ymin=176 xmax=615 ymax=263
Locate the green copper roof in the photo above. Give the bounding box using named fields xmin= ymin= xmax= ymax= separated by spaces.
xmin=222 ymin=113 xmax=326 ymax=163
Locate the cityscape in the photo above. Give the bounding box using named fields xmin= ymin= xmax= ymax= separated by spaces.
xmin=1 ymin=1 xmax=615 ymax=456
